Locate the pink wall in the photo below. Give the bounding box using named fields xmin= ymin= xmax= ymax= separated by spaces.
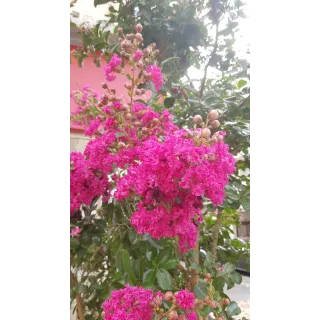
xmin=70 ymin=48 xmax=152 ymax=132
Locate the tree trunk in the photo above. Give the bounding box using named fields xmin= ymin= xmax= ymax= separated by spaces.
xmin=70 ymin=269 xmax=85 ymax=320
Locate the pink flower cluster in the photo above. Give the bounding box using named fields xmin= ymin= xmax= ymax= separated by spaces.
xmin=186 ymin=312 xmax=197 ymax=320
xmin=102 ymin=285 xmax=153 ymax=320
xmin=101 ymin=286 xmax=197 ymax=319
xmin=70 ymin=152 xmax=109 ymax=214
xmin=104 ymin=54 xmax=122 ymax=81
xmin=146 ymin=65 xmax=163 ymax=90
xmin=71 ymin=227 xmax=82 ymax=236
xmin=133 ymin=50 xmax=143 ymax=62
xmin=176 ymin=290 xmax=195 ymax=309
xmin=115 ymin=133 xmax=235 ymax=251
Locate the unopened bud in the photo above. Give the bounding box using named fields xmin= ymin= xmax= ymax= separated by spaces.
xmin=120 ymin=105 xmax=129 ymax=112
xmin=224 ymin=298 xmax=230 ymax=305
xmin=135 ymin=89 xmax=141 ymax=95
xmin=205 ymin=273 xmax=212 ymax=280
xmin=208 ymin=154 xmax=216 ymax=162
xmin=211 ymin=120 xmax=220 ymax=129
xmin=117 ymin=27 xmax=123 ymax=34
xmin=141 ymin=89 xmax=146 ymax=94
xmin=208 ymin=110 xmax=219 ymax=120
xmin=118 ymin=142 xmax=125 ymax=148
xmin=101 ymin=82 xmax=108 ymax=89
xmin=135 ymin=33 xmax=143 ymax=42
xmin=204 ymin=296 xmax=211 ymax=305
xmin=101 ymin=94 xmax=109 ymax=104
xmin=218 ymin=134 xmax=224 ymax=141
xmin=124 ymin=113 xmax=132 ymax=120
xmin=135 ymin=23 xmax=143 ymax=33
xmin=177 ymin=316 xmax=186 ymax=320
xmin=120 ymin=51 xmax=126 ymax=57
xmin=154 ymin=49 xmax=160 ymax=55
xmin=193 ymin=115 xmax=203 ymax=124
xmin=142 ymin=127 xmax=148 ymax=134
xmin=101 ymin=311 xmax=105 ymax=319
xmin=143 ymin=48 xmax=151 ymax=56
xmin=201 ymin=128 xmax=211 ymax=138
xmin=110 ymin=89 xmax=116 ymax=95
xmin=164 ymin=291 xmax=173 ymax=301
xmin=168 ymin=310 xmax=178 ymax=320
xmin=109 ymin=95 xmax=116 ymax=101
xmin=124 ymin=83 xmax=132 ymax=90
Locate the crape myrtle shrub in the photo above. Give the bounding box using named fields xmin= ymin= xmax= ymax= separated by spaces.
xmin=70 ymin=22 xmax=249 ymax=320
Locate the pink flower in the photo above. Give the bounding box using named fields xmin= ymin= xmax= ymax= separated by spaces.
xmin=71 ymin=227 xmax=82 ymax=237
xmin=176 ymin=289 xmax=195 ymax=309
xmin=186 ymin=312 xmax=197 ymax=320
xmin=133 ymin=50 xmax=143 ymax=62
xmin=146 ymin=65 xmax=163 ymax=90
xmin=216 ymin=265 xmax=224 ymax=271
xmin=104 ymin=54 xmax=122 ymax=82
xmin=102 ymin=285 xmax=153 ymax=320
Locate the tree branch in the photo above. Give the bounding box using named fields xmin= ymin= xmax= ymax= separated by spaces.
xmin=70 ymin=269 xmax=85 ymax=320
xmin=212 ymin=210 xmax=222 ymax=263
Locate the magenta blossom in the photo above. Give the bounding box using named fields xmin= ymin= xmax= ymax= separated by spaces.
xmin=71 ymin=227 xmax=82 ymax=237
xmin=104 ymin=54 xmax=122 ymax=81
xmin=176 ymin=289 xmax=195 ymax=309
xmin=133 ymin=50 xmax=143 ymax=62
xmin=186 ymin=311 xmax=197 ymax=320
xmin=146 ymin=65 xmax=163 ymax=90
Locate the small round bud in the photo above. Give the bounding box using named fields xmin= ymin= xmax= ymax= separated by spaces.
xmin=117 ymin=27 xmax=123 ymax=34
xmin=205 ymin=273 xmax=212 ymax=280
xmin=154 ymin=49 xmax=160 ymax=55
xmin=153 ymin=295 xmax=163 ymax=306
xmin=101 ymin=311 xmax=105 ymax=319
xmin=144 ymin=58 xmax=150 ymax=64
xmin=218 ymin=134 xmax=224 ymax=141
xmin=118 ymin=142 xmax=125 ymax=148
xmin=208 ymin=154 xmax=216 ymax=162
xmin=110 ymin=89 xmax=116 ymax=95
xmin=143 ymin=48 xmax=151 ymax=56
xmin=135 ymin=23 xmax=143 ymax=33
xmin=120 ymin=51 xmax=126 ymax=57
xmin=211 ymin=120 xmax=220 ymax=129
xmin=124 ymin=113 xmax=132 ymax=120
xmin=152 ymin=118 xmax=159 ymax=124
xmin=124 ymin=83 xmax=132 ymax=90
xmin=201 ymin=128 xmax=211 ymax=138
xmin=193 ymin=115 xmax=203 ymax=124
xmin=101 ymin=82 xmax=108 ymax=89
xmin=149 ymin=300 xmax=156 ymax=308
xmin=109 ymin=95 xmax=116 ymax=101
xmin=135 ymin=33 xmax=143 ymax=42
xmin=164 ymin=291 xmax=173 ymax=301
xmin=224 ymin=298 xmax=230 ymax=305
xmin=120 ymin=105 xmax=129 ymax=112
xmin=168 ymin=310 xmax=178 ymax=320
xmin=204 ymin=296 xmax=211 ymax=305
xmin=135 ymin=89 xmax=141 ymax=95
xmin=141 ymin=88 xmax=146 ymax=94
xmin=208 ymin=110 xmax=219 ymax=120
xmin=101 ymin=94 xmax=109 ymax=104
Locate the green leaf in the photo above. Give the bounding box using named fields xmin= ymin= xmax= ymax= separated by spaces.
xmin=142 ymin=269 xmax=156 ymax=283
xmin=242 ymin=198 xmax=250 ymax=212
xmin=159 ymin=259 xmax=178 ymax=270
xmin=164 ymin=97 xmax=175 ymax=108
xmin=238 ymin=79 xmax=247 ymax=89
xmin=156 ymin=247 xmax=172 ymax=266
xmin=224 ymin=262 xmax=236 ymax=273
xmin=194 ymin=285 xmax=207 ymax=299
xmin=227 ymin=301 xmax=242 ymax=315
xmin=115 ymin=132 xmax=126 ymax=138
xmin=70 ymin=238 xmax=80 ymax=249
xmin=213 ymin=277 xmax=225 ymax=291
xmin=116 ymin=250 xmax=131 ymax=273
xmin=156 ymin=268 xmax=172 ymax=290
xmin=142 ymin=281 xmax=155 ymax=289
xmin=133 ymin=258 xmax=144 ymax=279
xmin=230 ymin=271 xmax=242 ymax=284
xmin=200 ymin=306 xmax=212 ymax=316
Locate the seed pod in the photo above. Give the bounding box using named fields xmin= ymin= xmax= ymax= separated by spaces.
xmin=201 ymin=128 xmax=211 ymax=138
xmin=211 ymin=120 xmax=220 ymax=129
xmin=193 ymin=115 xmax=203 ymax=124
xmin=208 ymin=110 xmax=219 ymax=121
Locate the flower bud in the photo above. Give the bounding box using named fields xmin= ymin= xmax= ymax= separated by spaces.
xmin=154 ymin=49 xmax=160 ymax=55
xmin=135 ymin=33 xmax=143 ymax=42
xmin=168 ymin=310 xmax=178 ymax=320
xmin=177 ymin=316 xmax=186 ymax=320
xmin=120 ymin=105 xmax=129 ymax=112
xmin=204 ymin=296 xmax=211 ymax=305
xmin=211 ymin=120 xmax=220 ymax=129
xmin=144 ymin=58 xmax=150 ymax=64
xmin=135 ymin=89 xmax=141 ymax=95
xmin=205 ymin=273 xmax=212 ymax=280
xmin=120 ymin=51 xmax=126 ymax=57
xmin=110 ymin=89 xmax=116 ymax=95
xmin=143 ymin=48 xmax=151 ymax=56
xmin=193 ymin=115 xmax=203 ymax=124
xmin=218 ymin=134 xmax=224 ymax=141
xmin=101 ymin=311 xmax=105 ymax=319
xmin=101 ymin=82 xmax=108 ymax=89
xmin=135 ymin=23 xmax=143 ymax=33
xmin=109 ymin=95 xmax=116 ymax=101
xmin=117 ymin=27 xmax=123 ymax=34
xmin=124 ymin=83 xmax=132 ymax=90
xmin=101 ymin=94 xmax=109 ymax=104
xmin=124 ymin=113 xmax=132 ymax=120
xmin=224 ymin=298 xmax=230 ymax=305
xmin=164 ymin=291 xmax=174 ymax=301
xmin=118 ymin=142 xmax=125 ymax=148
xmin=208 ymin=154 xmax=216 ymax=162
xmin=208 ymin=110 xmax=219 ymax=120
xmin=141 ymin=88 xmax=146 ymax=94
xmin=201 ymin=128 xmax=211 ymax=138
